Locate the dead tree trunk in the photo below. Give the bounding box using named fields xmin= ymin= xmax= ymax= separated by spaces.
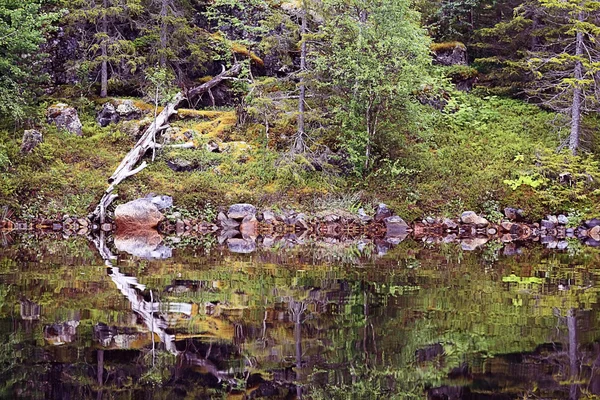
xmin=91 ymin=63 xmax=242 ymax=223
xmin=570 ymin=11 xmax=584 ymax=155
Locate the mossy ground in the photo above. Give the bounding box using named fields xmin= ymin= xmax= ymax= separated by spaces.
xmin=1 ymin=89 xmax=599 ymax=221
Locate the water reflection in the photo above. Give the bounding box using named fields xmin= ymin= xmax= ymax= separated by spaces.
xmin=1 ymin=233 xmax=600 ymax=398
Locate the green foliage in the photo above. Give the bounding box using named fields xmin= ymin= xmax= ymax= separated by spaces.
xmin=0 ymin=0 xmax=59 ymax=120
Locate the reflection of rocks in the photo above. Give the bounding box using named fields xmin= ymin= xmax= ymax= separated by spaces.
xmin=114 ymin=229 xmax=172 ymax=259
xmin=20 ymin=299 xmax=40 ymax=320
xmin=44 ymin=320 xmax=80 ymax=345
xmin=227 ymin=238 xmax=256 ymax=254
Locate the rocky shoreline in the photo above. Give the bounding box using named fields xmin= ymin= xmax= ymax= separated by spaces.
xmin=2 ymin=197 xmax=600 ymax=256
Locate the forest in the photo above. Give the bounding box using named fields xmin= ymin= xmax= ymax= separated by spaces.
xmin=1 ymin=0 xmax=600 ymax=221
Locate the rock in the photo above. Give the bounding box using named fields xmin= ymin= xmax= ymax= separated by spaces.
xmin=77 ymin=218 xmax=89 ymax=227
xmin=487 ymin=227 xmax=497 ymax=235
xmin=166 ymin=158 xmax=194 ymax=172
xmin=557 ymin=241 xmax=569 ymax=250
xmin=500 ymin=221 xmax=514 ymax=232
xmin=586 ymin=238 xmax=600 ymax=247
xmin=566 ymin=228 xmax=575 ymax=238
xmin=540 ymin=220 xmax=555 ymax=230
xmin=114 ymin=229 xmax=172 ymax=259
xmin=101 ymin=223 xmax=112 ymax=232
xmin=324 ymin=214 xmax=340 ymax=223
xmin=546 ymin=215 xmax=559 ymax=224
xmin=228 ymin=203 xmax=256 ymax=220
xmin=442 ymin=234 xmax=457 ymax=243
xmin=262 ymin=210 xmax=276 ymax=222
xmin=52 ymin=223 xmax=62 ymax=231
xmin=558 ymin=214 xmax=569 ymax=225
xmin=121 ymin=118 xmax=151 ymax=138
xmin=114 ymin=198 xmax=164 ymax=230
xmin=504 ymin=207 xmax=524 ymax=221
xmin=384 ymin=216 xmax=410 ymax=237
xmin=218 ymin=212 xmax=240 ymax=229
xmin=20 ymin=129 xmax=43 ymax=154
xmin=46 ymin=103 xmax=83 ymax=136
xmin=425 ymin=216 xmax=436 ymax=224
xmin=375 ymin=203 xmax=392 ymax=222
xmin=149 ymin=195 xmax=173 ymax=210
xmin=578 ymin=228 xmax=589 ymax=238
xmin=227 ymin=238 xmax=256 ymax=254
xmin=175 ymin=219 xmax=185 ymax=235
xmin=585 ymin=218 xmax=600 ymax=228
xmin=432 ymin=42 xmax=468 ymax=66
xmin=97 ymin=102 xmax=120 ymax=127
xmin=589 ymin=225 xmax=600 ymax=241
xmin=461 ymin=237 xmax=488 ymax=251
xmin=443 ymin=218 xmax=458 ymax=230
xmin=460 ymin=211 xmax=489 ymax=227
xmin=358 ymin=208 xmax=373 ymax=223
xmin=206 ymin=140 xmax=221 ymax=152
xmin=115 ymin=100 xmax=140 ymax=119
xmin=240 ymin=215 xmax=258 ymax=236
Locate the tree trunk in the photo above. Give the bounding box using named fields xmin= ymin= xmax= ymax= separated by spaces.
xmin=293 ymin=0 xmax=308 ymax=153
xmin=159 ymin=0 xmax=169 ymax=68
xmin=100 ymin=0 xmax=109 ymax=98
xmin=570 ymin=11 xmax=584 ymax=155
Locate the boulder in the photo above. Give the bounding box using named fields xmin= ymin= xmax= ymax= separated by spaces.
xmin=443 ymin=218 xmax=458 ymax=230
xmin=558 ymin=214 xmax=569 ymax=225
xmin=115 ymin=198 xmax=164 ymax=230
xmin=20 ymin=129 xmax=43 ymax=154
xmin=97 ymin=102 xmax=120 ymax=127
xmin=46 ymin=103 xmax=83 ymax=136
xmin=503 ymin=207 xmax=524 ymax=221
xmin=149 ymin=195 xmax=173 ymax=210
xmin=585 ymin=218 xmax=600 ymax=229
xmin=357 ymin=208 xmax=373 ymax=223
xmin=384 ymin=216 xmax=410 ymax=237
xmin=540 ymin=220 xmax=556 ymax=230
xmin=218 ymin=212 xmax=240 ymax=230
xmin=432 ymin=42 xmax=468 ymax=66
xmin=228 ymin=203 xmax=256 ymax=220
xmin=262 ymin=210 xmax=276 ymax=222
xmin=227 ymin=238 xmax=256 ymax=254
xmin=460 ymin=211 xmax=489 ymax=227
xmin=546 ymin=215 xmax=559 ymax=224
xmin=44 ymin=320 xmax=80 ymax=345
xmin=206 ymin=140 xmax=222 ymax=152
xmin=375 ymin=203 xmax=392 ymax=222
xmin=115 ymin=99 xmax=141 ymax=119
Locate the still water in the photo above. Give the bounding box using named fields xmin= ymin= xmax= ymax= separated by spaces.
xmin=2 ymin=233 xmax=600 ymax=399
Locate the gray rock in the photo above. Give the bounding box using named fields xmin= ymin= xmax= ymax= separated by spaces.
xmin=557 ymin=241 xmax=569 ymax=250
xmin=546 ymin=215 xmax=559 ymax=224
xmin=357 ymin=208 xmax=373 ymax=223
xmin=227 ymin=238 xmax=256 ymax=254
xmin=443 ymin=218 xmax=458 ymax=230
xmin=150 ymin=195 xmax=173 ymax=210
xmin=432 ymin=42 xmax=468 ymax=66
xmin=97 ymin=102 xmax=119 ymax=127
xmin=589 ymin=225 xmax=600 ymax=241
xmin=228 ymin=203 xmax=256 ymax=220
xmin=206 ymin=140 xmax=221 ymax=152
xmin=503 ymin=207 xmax=524 ymax=221
xmin=44 ymin=320 xmax=80 ymax=345
xmin=166 ymin=158 xmax=194 ymax=172
xmin=218 ymin=212 xmax=240 ymax=229
xmin=425 ymin=216 xmax=436 ymax=224
xmin=375 ymin=203 xmax=392 ymax=222
xmin=558 ymin=214 xmax=569 ymax=225
xmin=460 ymin=211 xmax=489 ymax=227
xmin=20 ymin=129 xmax=43 ymax=153
xmin=585 ymin=218 xmax=600 ymax=228
xmin=262 ymin=210 xmax=276 ymax=222
xmin=47 ymin=103 xmax=83 ymax=136
xmin=384 ymin=216 xmax=410 ymax=237
xmin=115 ymin=100 xmax=140 ymax=119
xmin=540 ymin=220 xmax=556 ymax=230
xmin=115 ymin=199 xmax=164 ymax=229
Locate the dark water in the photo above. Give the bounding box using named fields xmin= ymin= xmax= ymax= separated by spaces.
xmin=2 ymin=233 xmax=600 ymax=399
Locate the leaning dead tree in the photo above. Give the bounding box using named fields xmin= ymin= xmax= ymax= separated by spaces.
xmin=91 ymin=63 xmax=242 ymax=223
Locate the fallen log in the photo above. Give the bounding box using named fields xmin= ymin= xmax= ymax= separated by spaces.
xmin=91 ymin=63 xmax=242 ymax=223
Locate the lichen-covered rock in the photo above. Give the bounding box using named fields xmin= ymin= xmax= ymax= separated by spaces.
xmin=431 ymin=42 xmax=468 ymax=66
xmin=97 ymin=102 xmax=120 ymax=127
xmin=148 ymin=195 xmax=173 ymax=210
xmin=115 ymin=198 xmax=164 ymax=229
xmin=47 ymin=103 xmax=83 ymax=136
xmin=375 ymin=203 xmax=393 ymax=222
xmin=20 ymin=129 xmax=43 ymax=153
xmin=115 ymin=99 xmax=141 ymax=119
xmin=228 ymin=203 xmax=256 ymax=220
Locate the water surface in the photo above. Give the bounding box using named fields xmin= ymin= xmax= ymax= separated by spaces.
xmin=1 ymin=233 xmax=600 ymax=399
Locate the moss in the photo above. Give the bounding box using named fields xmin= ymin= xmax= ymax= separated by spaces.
xmin=430 ymin=41 xmax=467 ymax=53
xmin=210 ymin=33 xmax=264 ymax=66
